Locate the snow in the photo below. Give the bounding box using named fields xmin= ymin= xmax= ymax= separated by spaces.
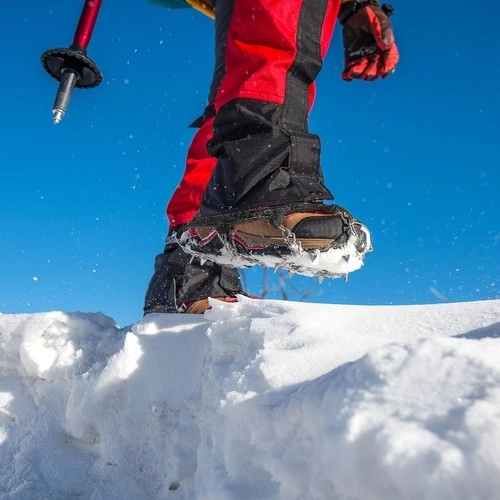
xmin=1 ymin=297 xmax=499 ymax=499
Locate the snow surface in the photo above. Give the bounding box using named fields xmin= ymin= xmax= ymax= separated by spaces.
xmin=1 ymin=296 xmax=499 ymax=499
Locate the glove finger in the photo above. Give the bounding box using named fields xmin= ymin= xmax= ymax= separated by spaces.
xmin=360 ymin=54 xmax=380 ymax=81
xmin=342 ymin=57 xmax=371 ymax=81
xmin=376 ymin=41 xmax=399 ymax=78
xmin=365 ymin=6 xmax=392 ymax=50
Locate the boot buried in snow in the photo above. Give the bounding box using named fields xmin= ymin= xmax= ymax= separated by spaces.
xmin=175 ymin=203 xmax=372 ymax=279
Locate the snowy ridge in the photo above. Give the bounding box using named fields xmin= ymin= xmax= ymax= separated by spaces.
xmin=0 ymin=298 xmax=499 ymax=499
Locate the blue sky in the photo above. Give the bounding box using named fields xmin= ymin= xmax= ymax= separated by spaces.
xmin=1 ymin=0 xmax=498 ymax=326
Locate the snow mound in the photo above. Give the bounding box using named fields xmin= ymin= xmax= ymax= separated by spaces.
xmin=0 ymin=297 xmax=499 ymax=499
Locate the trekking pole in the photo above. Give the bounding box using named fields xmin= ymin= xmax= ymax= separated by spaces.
xmin=41 ymin=0 xmax=103 ymax=124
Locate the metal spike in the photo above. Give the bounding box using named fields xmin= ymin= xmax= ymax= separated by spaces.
xmin=342 ymin=255 xmax=350 ymax=263
xmin=317 ymin=275 xmax=324 ymax=284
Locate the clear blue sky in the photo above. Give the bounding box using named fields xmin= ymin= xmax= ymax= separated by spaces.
xmin=1 ymin=0 xmax=498 ymax=326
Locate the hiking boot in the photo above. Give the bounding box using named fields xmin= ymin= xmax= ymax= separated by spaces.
xmin=143 ymin=236 xmax=244 ymax=314
xmin=175 ymin=202 xmax=372 ymax=279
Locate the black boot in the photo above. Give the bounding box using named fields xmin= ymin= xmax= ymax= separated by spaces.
xmin=144 ymin=236 xmax=244 ymax=314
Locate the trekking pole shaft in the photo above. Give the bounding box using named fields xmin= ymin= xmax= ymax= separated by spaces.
xmin=73 ymin=0 xmax=103 ymax=49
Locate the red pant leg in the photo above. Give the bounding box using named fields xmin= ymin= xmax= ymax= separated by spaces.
xmin=215 ymin=0 xmax=340 ymax=112
xmin=166 ymin=116 xmax=216 ymax=229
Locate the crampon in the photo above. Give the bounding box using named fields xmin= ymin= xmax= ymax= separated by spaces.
xmin=175 ymin=203 xmax=372 ymax=279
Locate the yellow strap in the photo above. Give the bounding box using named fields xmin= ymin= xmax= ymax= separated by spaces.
xmin=185 ymin=0 xmax=215 ymax=19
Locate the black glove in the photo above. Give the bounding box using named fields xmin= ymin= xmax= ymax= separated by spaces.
xmin=339 ymin=0 xmax=399 ymax=81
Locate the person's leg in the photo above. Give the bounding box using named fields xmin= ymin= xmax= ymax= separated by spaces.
xmin=176 ymin=0 xmax=371 ymax=279
xmin=166 ymin=0 xmax=236 ymax=227
xmin=144 ymin=118 xmax=245 ymax=314
xmin=144 ymin=1 xmax=245 ymax=314
xmin=203 ymin=0 xmax=340 ymax=213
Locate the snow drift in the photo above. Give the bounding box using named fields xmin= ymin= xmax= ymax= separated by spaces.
xmin=0 ymin=297 xmax=499 ymax=499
